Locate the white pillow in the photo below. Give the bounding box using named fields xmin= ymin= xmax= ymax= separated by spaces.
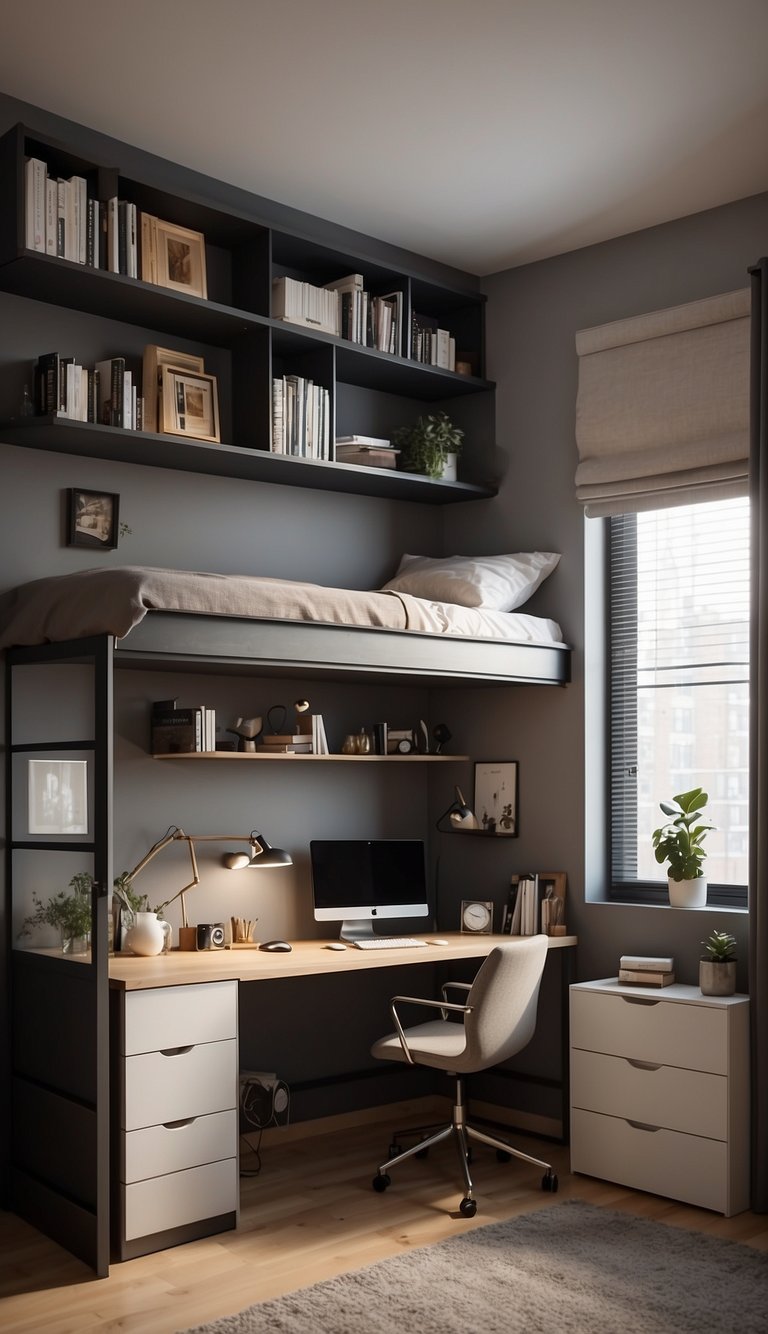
xmin=382 ymin=551 xmax=560 ymax=612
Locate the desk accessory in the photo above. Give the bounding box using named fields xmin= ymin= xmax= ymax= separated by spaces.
xmin=460 ymin=900 xmax=494 ymax=933
xmin=118 ymin=826 xmax=292 ymax=951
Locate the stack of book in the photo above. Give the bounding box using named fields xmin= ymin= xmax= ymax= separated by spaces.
xmin=502 ymin=874 xmax=540 ymax=935
xmin=272 ymin=275 xmax=338 ymax=336
xmin=334 ymin=436 xmax=399 ymax=469
xmin=410 ymin=313 xmax=456 ymax=370
xmin=33 ymin=351 xmax=143 ymax=428
xmin=256 ymin=733 xmax=313 ymax=755
xmin=618 ymin=955 xmax=675 ymax=987
xmin=150 ymin=699 xmax=215 ymax=754
xmin=272 ymin=375 xmax=330 ymax=458
xmin=325 ymin=274 xmax=403 ymax=354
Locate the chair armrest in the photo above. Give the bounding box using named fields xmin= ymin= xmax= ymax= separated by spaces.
xmin=440 ymin=980 xmax=472 ymax=1019
xmin=389 ymin=994 xmax=472 ymax=1065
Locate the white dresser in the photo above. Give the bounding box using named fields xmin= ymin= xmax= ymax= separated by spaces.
xmin=570 ymin=978 xmax=749 ymax=1216
xmin=115 ymin=979 xmax=239 ymax=1259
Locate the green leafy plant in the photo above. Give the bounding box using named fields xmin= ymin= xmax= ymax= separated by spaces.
xmin=393 ymin=410 xmax=464 ymax=480
xmin=701 ymin=930 xmax=737 ymax=962
xmin=21 ymin=871 xmax=93 ymax=943
xmin=651 ymin=786 xmax=715 ymax=882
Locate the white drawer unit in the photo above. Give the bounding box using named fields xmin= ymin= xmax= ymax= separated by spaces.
xmin=115 ymin=980 xmax=239 ymax=1258
xmin=570 ymin=979 xmax=749 ymax=1216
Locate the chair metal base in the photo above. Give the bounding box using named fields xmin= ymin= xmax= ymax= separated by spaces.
xmin=373 ymin=1075 xmax=557 ymax=1215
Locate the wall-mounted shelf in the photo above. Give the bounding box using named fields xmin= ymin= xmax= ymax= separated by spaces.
xmin=0 ymin=416 xmax=496 ymax=503
xmin=152 ymin=751 xmax=469 ymax=762
xmin=0 ymin=122 xmax=498 ymax=505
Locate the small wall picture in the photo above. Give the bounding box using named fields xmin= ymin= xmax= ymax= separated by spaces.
xmin=28 ymin=758 xmax=88 ymax=835
xmin=160 ymin=366 xmax=220 ymax=442
xmin=474 ymin=760 xmax=518 ymax=836
xmin=67 ymin=488 xmax=120 ymax=549
xmin=155 ymin=219 xmax=208 ymax=299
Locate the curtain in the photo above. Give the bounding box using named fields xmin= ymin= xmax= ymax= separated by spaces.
xmin=749 ymin=258 xmax=768 ymax=1212
xmin=575 ymin=288 xmax=750 ymax=517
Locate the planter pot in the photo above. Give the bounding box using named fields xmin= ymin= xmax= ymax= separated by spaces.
xmin=440 ymin=452 xmax=457 ymax=482
xmin=60 ymin=931 xmax=90 ymax=955
xmin=699 ymin=958 xmax=737 ymax=996
xmin=668 ymin=875 xmax=707 ymax=908
xmin=123 ymin=911 xmax=172 ymax=957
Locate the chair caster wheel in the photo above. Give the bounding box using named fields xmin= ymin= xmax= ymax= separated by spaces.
xmin=541 ymin=1171 xmax=558 ymax=1192
xmin=415 ymin=1146 xmax=429 ymax=1159
xmin=388 ymin=1144 xmax=402 ymax=1158
xmin=459 ymin=1197 xmax=477 ymax=1217
xmin=495 ymin=1149 xmax=511 ymax=1163
xmin=373 ymin=1173 xmax=391 ymax=1192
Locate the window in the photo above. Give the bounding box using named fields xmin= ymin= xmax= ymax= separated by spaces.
xmin=610 ymin=497 xmax=749 ymax=904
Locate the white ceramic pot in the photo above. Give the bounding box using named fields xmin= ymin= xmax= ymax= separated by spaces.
xmin=123 ymin=911 xmax=172 ymax=957
xmin=699 ymin=958 xmax=736 ymax=996
xmin=668 ymin=875 xmax=707 ymax=908
xmin=440 ymin=452 xmax=457 ymax=482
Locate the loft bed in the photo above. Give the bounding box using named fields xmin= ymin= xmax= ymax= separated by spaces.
xmin=0 ymin=566 xmax=571 ymax=687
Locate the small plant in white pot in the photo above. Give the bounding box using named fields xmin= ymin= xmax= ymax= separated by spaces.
xmin=700 ymin=930 xmax=737 ymax=996
xmin=393 ymin=410 xmax=464 ymax=481
xmin=651 ymin=786 xmax=714 ymax=908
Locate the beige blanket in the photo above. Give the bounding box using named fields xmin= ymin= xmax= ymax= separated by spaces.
xmin=0 ymin=566 xmax=564 ymax=650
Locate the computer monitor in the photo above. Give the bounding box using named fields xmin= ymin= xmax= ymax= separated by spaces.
xmin=310 ymin=839 xmax=429 ymax=942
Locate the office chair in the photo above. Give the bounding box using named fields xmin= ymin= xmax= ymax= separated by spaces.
xmin=370 ymin=936 xmax=557 ymax=1217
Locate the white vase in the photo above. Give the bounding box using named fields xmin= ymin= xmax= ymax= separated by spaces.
xmin=123 ymin=911 xmax=172 ymax=957
xmin=668 ymin=875 xmax=707 ymax=908
xmin=440 ymin=452 xmax=457 ymax=482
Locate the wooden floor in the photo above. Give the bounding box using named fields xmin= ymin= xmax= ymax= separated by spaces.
xmin=1 ymin=1113 xmax=767 ymax=1334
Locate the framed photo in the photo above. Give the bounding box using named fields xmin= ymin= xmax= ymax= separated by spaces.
xmin=28 ymin=759 xmax=88 ymax=835
xmin=142 ymin=344 xmax=205 ymax=433
xmin=538 ymin=872 xmax=567 ymax=935
xmin=67 ymin=487 xmax=120 ymax=549
xmin=473 ymin=760 xmax=518 ymax=836
xmin=159 ymin=366 xmax=220 ymax=442
xmin=154 ymin=219 xmax=207 ymax=299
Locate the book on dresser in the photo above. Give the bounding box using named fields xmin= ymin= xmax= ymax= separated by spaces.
xmin=617 ymin=968 xmax=676 ymax=987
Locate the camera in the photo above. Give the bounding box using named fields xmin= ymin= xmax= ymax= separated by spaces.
xmin=196 ymin=921 xmax=225 ymax=950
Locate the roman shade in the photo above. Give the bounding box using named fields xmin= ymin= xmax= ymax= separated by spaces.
xmin=575 ymin=288 xmax=750 ymax=517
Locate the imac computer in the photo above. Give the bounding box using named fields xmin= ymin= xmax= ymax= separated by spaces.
xmin=310 ymin=839 xmax=429 ymax=942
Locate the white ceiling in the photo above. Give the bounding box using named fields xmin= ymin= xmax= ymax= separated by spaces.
xmin=1 ymin=0 xmax=767 ymax=276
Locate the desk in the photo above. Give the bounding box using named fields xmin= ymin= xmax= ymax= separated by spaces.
xmin=109 ymin=933 xmax=576 ymax=1260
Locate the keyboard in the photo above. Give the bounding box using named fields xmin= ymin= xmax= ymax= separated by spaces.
xmin=352 ymin=937 xmax=428 ymax=950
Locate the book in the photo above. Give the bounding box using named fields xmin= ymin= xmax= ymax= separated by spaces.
xmin=335 ymin=435 xmax=393 ymax=448
xmin=334 ymin=444 xmax=399 ymax=469
xmin=619 ymin=955 xmax=674 ymax=972
xmin=25 ymin=157 xmax=46 ymax=252
xmin=36 ymin=352 xmax=60 ymax=415
xmin=94 ymin=357 xmax=126 ymax=427
xmin=260 ymin=733 xmax=309 ymax=745
xmin=618 ymin=969 xmax=676 ymax=987
xmin=151 ymin=706 xmax=203 ymax=754
xmin=256 ymin=742 xmax=313 ymax=754
xmin=311 ymin=714 xmax=329 ymax=755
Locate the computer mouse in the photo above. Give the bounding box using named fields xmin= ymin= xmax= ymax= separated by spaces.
xmin=324 ymin=941 xmax=347 ymax=950
xmin=259 ymin=940 xmax=293 ymax=952
xmin=431 ymin=938 xmax=450 ymax=946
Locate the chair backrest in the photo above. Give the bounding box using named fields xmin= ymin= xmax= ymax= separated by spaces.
xmin=461 ymin=936 xmax=549 ymax=1071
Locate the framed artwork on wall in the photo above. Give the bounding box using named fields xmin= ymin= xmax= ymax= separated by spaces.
xmin=28 ymin=758 xmax=88 ymax=835
xmin=159 ymin=366 xmax=220 ymax=442
xmin=67 ymin=487 xmax=120 ymax=549
xmin=473 ymin=760 xmax=518 ymax=836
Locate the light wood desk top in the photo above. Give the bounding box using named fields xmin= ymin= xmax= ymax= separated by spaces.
xmin=108 ymin=932 xmax=576 ymax=990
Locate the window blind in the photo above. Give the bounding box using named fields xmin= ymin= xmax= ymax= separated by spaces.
xmin=576 ymin=289 xmax=750 ymax=517
xmin=610 ymin=498 xmax=750 ymax=890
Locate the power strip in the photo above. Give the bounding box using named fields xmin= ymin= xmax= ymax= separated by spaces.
xmin=240 ymin=1070 xmax=290 ymax=1125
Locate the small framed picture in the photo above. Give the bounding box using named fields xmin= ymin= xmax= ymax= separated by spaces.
xmin=474 ymin=760 xmax=518 ymax=836
xmin=67 ymin=487 xmax=120 ymax=549
xmin=28 ymin=758 xmax=88 ymax=835
xmin=159 ymin=366 xmax=220 ymax=442
xmin=155 ymin=219 xmax=208 ymax=299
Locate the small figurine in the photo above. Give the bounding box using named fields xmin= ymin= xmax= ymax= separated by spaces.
xmin=227 ymin=716 xmax=263 ymax=752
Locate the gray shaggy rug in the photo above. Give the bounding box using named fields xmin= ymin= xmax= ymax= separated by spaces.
xmin=181 ymin=1200 xmax=768 ymax=1334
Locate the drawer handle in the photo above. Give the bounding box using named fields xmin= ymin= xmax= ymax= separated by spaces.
xmin=626 ymin=1059 xmax=662 ymax=1071
xmin=620 ymin=996 xmax=661 ymax=1007
xmin=627 ymin=1119 xmax=661 ymax=1133
xmin=159 ymin=1045 xmax=195 ymax=1057
xmin=162 ymin=1117 xmax=197 ymax=1130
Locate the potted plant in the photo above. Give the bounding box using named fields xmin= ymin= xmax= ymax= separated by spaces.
xmin=20 ymin=871 xmax=93 ymax=953
xmin=700 ymin=929 xmax=737 ymax=996
xmin=393 ymin=410 xmax=464 ymax=481
xmin=651 ymin=786 xmax=714 ymax=908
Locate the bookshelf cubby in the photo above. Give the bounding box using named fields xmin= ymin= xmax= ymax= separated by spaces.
xmin=0 ymin=122 xmax=497 ymax=503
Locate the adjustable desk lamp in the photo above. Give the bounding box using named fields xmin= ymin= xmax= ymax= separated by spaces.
xmin=121 ymin=826 xmax=292 ymax=950
xmin=435 ymin=786 xmax=479 ymax=833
